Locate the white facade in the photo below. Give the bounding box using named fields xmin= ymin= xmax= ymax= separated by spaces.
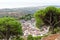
xmin=20 ymin=18 xmax=49 ymax=37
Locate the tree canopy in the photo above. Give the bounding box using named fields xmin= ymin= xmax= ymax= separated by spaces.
xmin=0 ymin=17 xmax=23 ymax=40
xmin=34 ymin=6 xmax=60 ymax=33
xmin=19 ymin=14 xmax=33 ymax=20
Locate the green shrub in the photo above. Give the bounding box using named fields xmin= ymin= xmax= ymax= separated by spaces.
xmin=12 ymin=36 xmax=24 ymax=40
xmin=27 ymin=35 xmax=34 ymax=40
xmin=27 ymin=35 xmax=43 ymax=40
xmin=54 ymin=27 xmax=60 ymax=33
xmin=33 ymin=36 xmax=42 ymax=40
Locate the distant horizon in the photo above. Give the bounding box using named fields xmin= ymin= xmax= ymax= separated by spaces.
xmin=0 ymin=5 xmax=59 ymax=9
xmin=0 ymin=0 xmax=60 ymax=9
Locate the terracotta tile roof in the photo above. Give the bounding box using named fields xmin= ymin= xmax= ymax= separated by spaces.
xmin=41 ymin=34 xmax=60 ymax=40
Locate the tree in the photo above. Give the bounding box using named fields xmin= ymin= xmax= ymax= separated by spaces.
xmin=34 ymin=6 xmax=60 ymax=33
xmin=27 ymin=35 xmax=34 ymax=40
xmin=0 ymin=17 xmax=23 ymax=40
xmin=19 ymin=14 xmax=33 ymax=20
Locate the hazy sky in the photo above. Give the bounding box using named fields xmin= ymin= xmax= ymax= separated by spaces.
xmin=0 ymin=0 xmax=60 ymax=8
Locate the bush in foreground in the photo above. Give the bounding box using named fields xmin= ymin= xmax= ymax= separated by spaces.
xmin=0 ymin=17 xmax=23 ymax=40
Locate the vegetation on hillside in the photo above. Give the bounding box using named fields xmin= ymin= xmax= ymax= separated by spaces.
xmin=19 ymin=14 xmax=33 ymax=20
xmin=27 ymin=35 xmax=42 ymax=40
xmin=0 ymin=6 xmax=60 ymax=40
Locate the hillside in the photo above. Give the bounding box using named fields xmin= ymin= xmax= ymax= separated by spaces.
xmin=0 ymin=6 xmax=59 ymax=17
xmin=0 ymin=6 xmax=45 ymax=17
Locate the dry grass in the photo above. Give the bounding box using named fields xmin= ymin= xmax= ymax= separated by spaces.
xmin=41 ymin=34 xmax=60 ymax=40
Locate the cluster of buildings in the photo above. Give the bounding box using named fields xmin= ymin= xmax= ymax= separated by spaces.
xmin=20 ymin=18 xmax=50 ymax=37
